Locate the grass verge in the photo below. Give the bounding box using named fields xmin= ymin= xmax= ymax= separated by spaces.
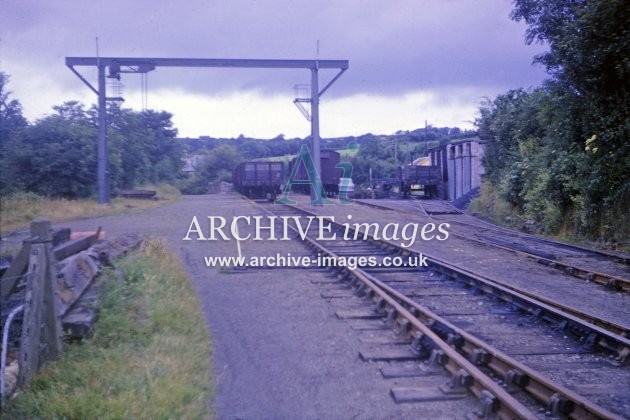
xmin=0 ymin=184 xmax=181 ymax=234
xmin=2 ymin=238 xmax=213 ymax=419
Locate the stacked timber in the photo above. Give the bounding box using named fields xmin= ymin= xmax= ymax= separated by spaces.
xmin=0 ymin=221 xmax=142 ymax=397
xmin=111 ymin=189 xmax=157 ymax=199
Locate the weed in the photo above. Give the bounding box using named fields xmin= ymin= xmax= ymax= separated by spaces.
xmin=0 ymin=185 xmax=181 ymax=234
xmin=2 ymin=239 xmax=213 ymax=419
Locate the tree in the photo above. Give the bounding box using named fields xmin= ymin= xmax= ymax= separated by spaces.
xmin=2 ymin=101 xmax=97 ymax=197
xmin=2 ymin=94 xmax=185 ymax=197
xmin=199 ymin=144 xmax=243 ymax=182
xmin=0 ymin=72 xmax=28 ymax=140
xmin=0 ymin=72 xmax=29 ymax=194
xmin=476 ymin=0 xmax=630 ymax=240
xmin=512 ymin=0 xmax=629 ymax=101
xmin=105 ymin=105 xmax=183 ymax=188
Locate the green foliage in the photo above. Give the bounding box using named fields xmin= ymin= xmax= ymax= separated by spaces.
xmin=469 ymin=181 xmax=520 ymax=226
xmin=178 ymin=144 xmax=244 ymax=194
xmin=0 ymin=72 xmax=28 ymax=147
xmin=3 ymin=240 xmax=213 ymax=419
xmin=199 ymin=144 xmax=243 ymax=181
xmin=478 ymin=0 xmax=629 ymax=243
xmin=348 ymin=134 xmax=441 ymax=186
xmin=107 ymin=105 xmax=183 ymax=188
xmin=2 ymin=101 xmax=98 ymax=197
xmin=178 ymin=126 xmax=472 ymax=193
xmin=0 ymin=90 xmax=184 ymax=198
xmin=1 ymin=184 xmax=180 ymax=233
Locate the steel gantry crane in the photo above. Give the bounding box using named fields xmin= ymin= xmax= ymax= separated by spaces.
xmin=65 ymin=56 xmax=349 ymax=204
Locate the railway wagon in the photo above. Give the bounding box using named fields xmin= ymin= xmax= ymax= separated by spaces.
xmin=399 ymin=164 xmax=442 ymax=198
xmin=288 ymin=150 xmax=343 ymax=196
xmin=233 ymin=161 xmax=284 ymax=200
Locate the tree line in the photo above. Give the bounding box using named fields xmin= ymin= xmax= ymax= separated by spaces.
xmin=178 ymin=128 xmax=472 ymax=193
xmin=1 ymin=72 xmax=183 ymax=198
xmin=476 ymin=0 xmax=629 ymax=243
xmin=2 ymin=69 xmax=472 ymax=197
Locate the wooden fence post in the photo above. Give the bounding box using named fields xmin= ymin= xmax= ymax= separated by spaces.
xmin=18 ymin=218 xmax=63 ymax=387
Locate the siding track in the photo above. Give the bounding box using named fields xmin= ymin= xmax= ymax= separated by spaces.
xmin=255 ymin=198 xmax=629 ymax=418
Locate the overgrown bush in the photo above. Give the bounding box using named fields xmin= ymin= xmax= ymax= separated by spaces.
xmin=476 ymin=0 xmax=629 ymax=244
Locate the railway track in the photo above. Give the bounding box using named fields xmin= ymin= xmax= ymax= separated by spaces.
xmin=355 ymin=199 xmax=630 ymax=293
xmin=251 ymin=197 xmax=629 ymax=419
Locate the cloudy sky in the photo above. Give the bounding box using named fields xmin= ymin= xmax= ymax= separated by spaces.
xmin=1 ymin=0 xmax=547 ymax=139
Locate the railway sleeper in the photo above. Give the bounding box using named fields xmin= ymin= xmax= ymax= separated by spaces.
xmin=528 ymin=310 xmax=625 ymax=356
xmin=551 ymin=322 xmax=630 ymax=362
xmin=376 ymin=250 xmax=626 ymax=364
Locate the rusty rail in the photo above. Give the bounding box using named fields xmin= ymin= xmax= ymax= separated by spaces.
xmin=354 ymin=199 xmax=630 ymax=292
xmin=253 ymin=198 xmax=627 ymax=419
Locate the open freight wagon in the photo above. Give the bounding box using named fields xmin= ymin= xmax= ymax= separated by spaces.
xmin=232 ymin=161 xmax=284 ymax=200
xmin=288 ymin=150 xmax=343 ymax=196
xmin=399 ymin=165 xmax=442 ymax=198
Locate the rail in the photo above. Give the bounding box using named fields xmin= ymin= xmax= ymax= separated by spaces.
xmin=250 ymin=197 xmax=627 ymax=418
xmin=354 ymin=199 xmax=630 ymax=293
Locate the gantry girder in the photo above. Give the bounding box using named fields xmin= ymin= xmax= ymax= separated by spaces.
xmin=65 ymin=56 xmax=349 ymax=204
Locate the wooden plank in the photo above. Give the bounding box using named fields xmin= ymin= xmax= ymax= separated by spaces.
xmin=391 ymin=387 xmax=468 ymax=403
xmin=53 ymin=227 xmax=101 ymax=261
xmin=52 ymin=228 xmax=71 ymax=247
xmin=321 ymin=291 xmax=354 ymax=299
xmin=359 ymin=347 xmax=422 ymax=361
xmin=56 ymin=251 xmax=100 ymax=316
xmin=62 ymin=284 xmax=99 ymax=340
xmin=380 ymin=365 xmax=442 ymax=378
xmin=336 ymin=309 xmax=384 ymax=319
xmin=112 ymin=189 xmax=156 ymax=199
xmin=1 ymin=241 xmax=30 ymax=298
xmin=349 ymin=321 xmax=389 ymax=331
xmin=359 ymin=335 xmax=410 ymax=345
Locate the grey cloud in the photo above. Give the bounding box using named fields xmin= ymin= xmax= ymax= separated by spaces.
xmin=2 ymin=0 xmax=547 ymax=101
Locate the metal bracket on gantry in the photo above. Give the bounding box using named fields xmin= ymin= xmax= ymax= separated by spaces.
xmin=293 ymin=64 xmax=347 ymax=122
xmin=293 ymin=84 xmax=312 ymax=121
xmin=65 ymin=56 xmax=349 ymax=204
